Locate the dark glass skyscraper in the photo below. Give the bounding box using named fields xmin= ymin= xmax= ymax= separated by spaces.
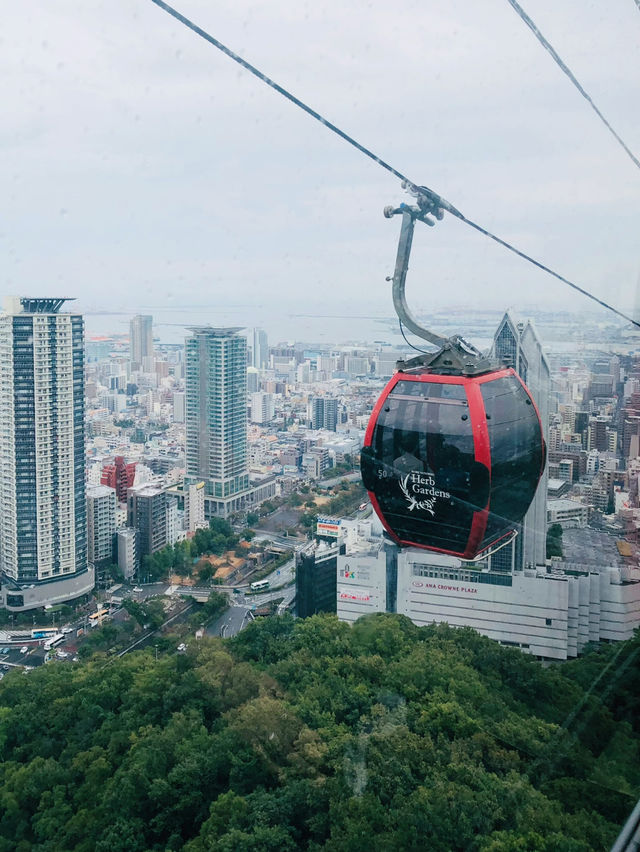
xmin=492 ymin=312 xmax=550 ymax=571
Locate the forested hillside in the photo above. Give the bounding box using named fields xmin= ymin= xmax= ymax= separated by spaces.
xmin=1 ymin=613 xmax=639 ymax=851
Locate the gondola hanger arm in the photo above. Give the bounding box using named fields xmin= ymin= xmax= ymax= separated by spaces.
xmin=385 ymin=188 xmax=495 ymax=376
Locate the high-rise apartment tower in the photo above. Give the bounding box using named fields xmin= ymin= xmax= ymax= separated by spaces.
xmin=185 ymin=327 xmax=250 ymax=518
xmin=129 ymin=314 xmax=153 ymax=370
xmin=0 ymin=297 xmax=93 ymax=610
xmin=251 ymin=327 xmax=268 ymax=370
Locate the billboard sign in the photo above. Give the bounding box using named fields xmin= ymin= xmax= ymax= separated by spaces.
xmin=317 ymin=516 xmax=341 ymax=538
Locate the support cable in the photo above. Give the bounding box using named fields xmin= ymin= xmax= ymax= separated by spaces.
xmin=505 ymin=0 xmax=640 ymax=170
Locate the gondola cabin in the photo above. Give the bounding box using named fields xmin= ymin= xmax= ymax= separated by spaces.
xmin=360 ymin=367 xmax=545 ymax=560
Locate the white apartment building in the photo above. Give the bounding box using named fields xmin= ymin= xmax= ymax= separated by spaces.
xmin=184 ymin=480 xmax=206 ymax=531
xmin=250 ymin=392 xmax=275 ymax=424
xmin=86 ymin=485 xmax=116 ymax=564
xmin=117 ymin=528 xmax=138 ymax=580
xmin=0 ymin=297 xmax=94 ymax=610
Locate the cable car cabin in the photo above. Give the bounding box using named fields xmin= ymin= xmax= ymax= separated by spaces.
xmin=360 ymin=367 xmax=545 ymax=560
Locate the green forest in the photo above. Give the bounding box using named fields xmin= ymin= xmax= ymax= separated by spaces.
xmin=1 ymin=613 xmax=639 ymax=851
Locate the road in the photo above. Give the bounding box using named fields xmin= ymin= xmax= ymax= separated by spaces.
xmin=115 ymin=600 xmax=194 ymax=657
xmin=317 ymin=471 xmax=362 ymax=488
xmin=206 ymin=605 xmax=252 ymax=639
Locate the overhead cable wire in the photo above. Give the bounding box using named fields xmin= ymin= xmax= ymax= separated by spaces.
xmin=505 ymin=0 xmax=640 ymax=170
xmin=148 ymin=0 xmax=640 ymax=330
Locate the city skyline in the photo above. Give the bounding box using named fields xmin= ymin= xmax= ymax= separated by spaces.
xmin=0 ymin=287 xmax=635 ymax=659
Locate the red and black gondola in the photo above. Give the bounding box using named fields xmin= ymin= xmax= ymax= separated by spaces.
xmin=361 ymin=191 xmax=546 ymax=561
xmin=360 ymin=366 xmax=545 ymax=560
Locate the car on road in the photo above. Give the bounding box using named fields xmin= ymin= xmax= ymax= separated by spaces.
xmin=133 ymin=586 xmax=143 ymax=593
xmin=20 ymin=646 xmax=28 ymax=654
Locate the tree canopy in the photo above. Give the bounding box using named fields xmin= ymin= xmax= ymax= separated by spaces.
xmin=0 ymin=613 xmax=638 ymax=851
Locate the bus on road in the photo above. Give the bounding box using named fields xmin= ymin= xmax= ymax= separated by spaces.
xmin=32 ymin=628 xmax=58 ymax=640
xmin=250 ymin=580 xmax=270 ymax=592
xmin=43 ymin=634 xmax=65 ymax=651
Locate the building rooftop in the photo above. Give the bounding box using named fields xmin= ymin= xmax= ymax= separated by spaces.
xmin=547 ymin=478 xmax=569 ymax=491
xmin=547 ymin=498 xmax=587 ymax=511
xmin=128 ymin=483 xmax=165 ymax=497
xmin=186 ymin=326 xmax=244 ymax=336
xmin=562 ymin=527 xmax=623 ymax=567
xmin=86 ymin=485 xmax=116 ymax=499
xmin=3 ymin=297 xmax=76 ymax=315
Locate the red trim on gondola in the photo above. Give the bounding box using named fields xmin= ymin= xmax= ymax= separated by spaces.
xmin=463 ymin=379 xmax=491 ymax=559
xmin=392 ymin=372 xmax=470 ymax=385
xmin=362 ymin=366 xmax=544 ymax=560
xmin=474 ymin=368 xmax=514 ymax=385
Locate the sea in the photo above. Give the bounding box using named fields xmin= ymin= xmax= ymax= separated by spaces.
xmin=83 ymin=301 xmax=627 ymax=355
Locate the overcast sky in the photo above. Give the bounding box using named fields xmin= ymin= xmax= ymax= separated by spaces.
xmin=3 ymin=0 xmax=639 ymax=336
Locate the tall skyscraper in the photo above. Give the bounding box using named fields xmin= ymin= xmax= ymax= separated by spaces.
xmin=492 ymin=312 xmax=550 ymax=570
xmin=185 ymin=327 xmax=250 ymax=518
xmin=129 ymin=314 xmax=153 ymax=370
xmin=0 ymin=297 xmax=93 ymax=610
xmin=251 ymin=327 xmax=268 ymax=370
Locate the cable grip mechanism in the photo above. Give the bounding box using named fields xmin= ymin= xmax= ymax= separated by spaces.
xmin=386 ymin=186 xmax=496 ymax=377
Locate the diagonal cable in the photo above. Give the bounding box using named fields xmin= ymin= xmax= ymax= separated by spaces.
xmin=505 ymin=0 xmax=640 ymax=170
xmin=148 ymin=0 xmax=640 ymax=330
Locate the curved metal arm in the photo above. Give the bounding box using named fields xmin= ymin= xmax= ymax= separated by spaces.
xmin=389 ymin=208 xmax=447 ymax=348
xmin=385 ymin=197 xmax=493 ymax=375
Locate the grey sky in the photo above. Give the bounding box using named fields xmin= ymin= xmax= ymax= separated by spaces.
xmin=3 ymin=0 xmax=639 ymax=337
